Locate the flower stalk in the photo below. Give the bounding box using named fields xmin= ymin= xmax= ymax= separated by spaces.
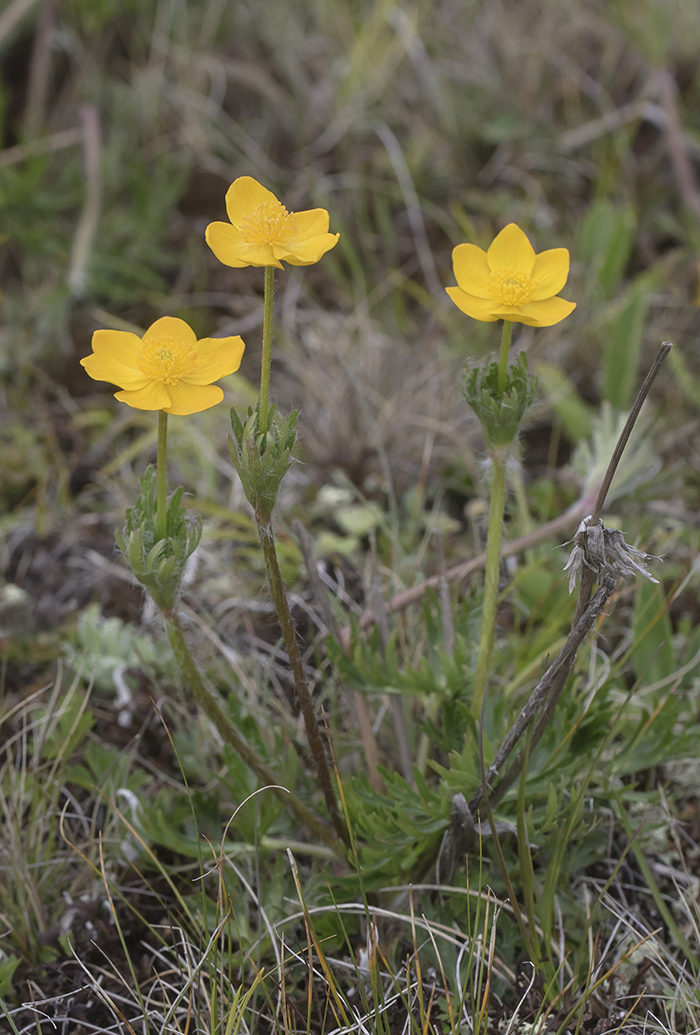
xmin=258 ymin=523 xmax=350 ymax=847
xmin=259 ymin=265 xmax=275 ymax=434
xmin=497 ymin=320 xmax=513 ymax=394
xmin=156 ymin=410 xmax=168 ymax=542
xmin=471 ymin=447 xmax=508 ymax=717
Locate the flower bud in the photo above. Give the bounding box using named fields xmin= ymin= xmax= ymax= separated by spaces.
xmin=463 ymin=352 xmax=537 ymax=448
xmin=116 ymin=467 xmax=202 ymax=613
xmin=229 ymin=403 xmax=298 ymax=525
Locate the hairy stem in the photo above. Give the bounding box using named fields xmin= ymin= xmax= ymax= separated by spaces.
xmin=259 ymin=523 xmax=350 ymax=847
xmin=258 ymin=265 xmax=275 ymax=434
xmin=156 ymin=410 xmax=168 ymax=541
xmin=164 ymin=611 xmax=345 ymax=856
xmin=471 ymin=448 xmax=508 ymax=717
xmin=497 ymin=319 xmax=513 ymax=394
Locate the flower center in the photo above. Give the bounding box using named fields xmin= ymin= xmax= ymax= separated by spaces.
xmin=137 ymin=335 xmax=197 ymax=384
xmin=238 ymin=200 xmax=297 ymax=246
xmin=489 ymin=268 xmax=535 ymax=307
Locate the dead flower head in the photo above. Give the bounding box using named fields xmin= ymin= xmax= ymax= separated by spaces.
xmin=564 ymin=516 xmax=660 ymax=593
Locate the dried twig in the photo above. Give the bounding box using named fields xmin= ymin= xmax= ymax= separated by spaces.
xmin=0 ymin=127 xmax=83 ymax=167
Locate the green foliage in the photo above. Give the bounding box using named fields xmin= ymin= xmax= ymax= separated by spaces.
xmin=67 ymin=602 xmax=174 ymax=690
xmin=0 ymin=957 xmax=20 ymax=1000
xmin=630 ymin=580 xmax=674 ymax=687
xmin=535 ymin=361 xmax=595 ymax=442
xmin=602 ymin=275 xmax=654 ymax=411
xmin=571 ymin=401 xmax=661 ymax=505
xmin=94 ymin=149 xmax=189 ymax=302
xmin=64 ymin=739 xmax=150 ymax=798
xmin=668 ymin=346 xmax=700 ymax=409
xmin=65 ymin=0 xmax=156 ymax=35
xmin=578 ymin=200 xmax=636 ymax=299
xmin=345 ymin=769 xmax=447 ymax=881
xmin=33 ymin=688 xmax=93 ymax=761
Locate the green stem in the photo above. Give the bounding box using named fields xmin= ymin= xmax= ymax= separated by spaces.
xmin=258 ymin=522 xmax=350 ymax=848
xmin=164 ymin=611 xmax=345 ymax=857
xmin=471 ymin=448 xmax=508 ymax=717
xmin=259 ymin=265 xmax=275 ymax=434
xmin=496 ymin=320 xmax=513 ymax=395
xmin=156 ymin=410 xmax=168 ymax=541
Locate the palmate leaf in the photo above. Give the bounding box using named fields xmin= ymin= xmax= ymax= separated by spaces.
xmin=572 ymin=401 xmax=661 ymax=505
xmin=330 ymin=619 xmax=473 ymax=701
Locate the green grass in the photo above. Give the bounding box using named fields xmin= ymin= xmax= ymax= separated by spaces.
xmin=2 ymin=0 xmax=700 ymax=1030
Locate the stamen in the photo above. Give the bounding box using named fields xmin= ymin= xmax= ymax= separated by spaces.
xmin=138 ymin=336 xmax=197 ymax=384
xmin=239 ymin=201 xmax=298 ymax=246
xmin=489 ymin=268 xmax=535 ymax=306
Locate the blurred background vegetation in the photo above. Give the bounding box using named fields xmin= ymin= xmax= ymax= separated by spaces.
xmin=2 ymin=0 xmax=700 ymax=1029
xmin=2 ymin=0 xmax=699 ymax=530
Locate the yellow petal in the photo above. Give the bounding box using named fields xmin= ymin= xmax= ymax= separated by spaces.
xmin=487 ymin=224 xmax=535 ymax=274
xmin=515 ymin=296 xmax=577 ymax=327
xmin=115 ymin=381 xmax=171 ymax=410
xmin=278 ymin=232 xmax=340 ymax=265
xmin=187 ymin=335 xmax=245 ymax=384
xmin=531 ymin=248 xmax=570 ymax=300
xmin=81 ymin=353 xmax=150 ymax=390
xmin=225 ymin=176 xmax=280 ymax=225
xmin=162 ymin=382 xmax=224 ymax=415
xmin=143 ymin=316 xmax=197 ymax=348
xmin=205 ymin=221 xmax=253 ymax=268
xmin=82 ymin=330 xmax=147 ymax=388
xmin=206 ymin=221 xmax=283 ymax=268
xmin=290 ymin=208 xmax=330 ymax=238
xmin=446 ymin=286 xmax=500 ymax=322
xmin=452 ymin=243 xmax=492 ymax=298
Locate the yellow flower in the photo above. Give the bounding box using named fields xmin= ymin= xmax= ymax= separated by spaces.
xmin=205 ymin=176 xmax=340 ymax=269
xmin=80 ymin=316 xmax=245 ymax=415
xmin=446 ymin=223 xmax=576 ymax=327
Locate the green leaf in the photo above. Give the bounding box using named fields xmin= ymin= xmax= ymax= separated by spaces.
xmin=577 ymin=200 xmax=636 ymax=297
xmin=0 ymin=955 xmax=20 ymax=999
xmin=335 ymin=502 xmax=383 ymax=537
xmin=535 ymin=361 xmax=595 ymax=442
xmin=667 ymin=347 xmax=700 ymax=410
xmin=602 ymin=277 xmax=652 ymax=410
xmin=630 ymin=580 xmax=674 ymax=688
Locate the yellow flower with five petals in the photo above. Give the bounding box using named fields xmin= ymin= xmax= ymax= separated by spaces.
xmin=446 ymin=223 xmax=576 ymax=327
xmin=205 ymin=176 xmax=340 ymax=269
xmin=80 ymin=316 xmax=245 ymax=415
